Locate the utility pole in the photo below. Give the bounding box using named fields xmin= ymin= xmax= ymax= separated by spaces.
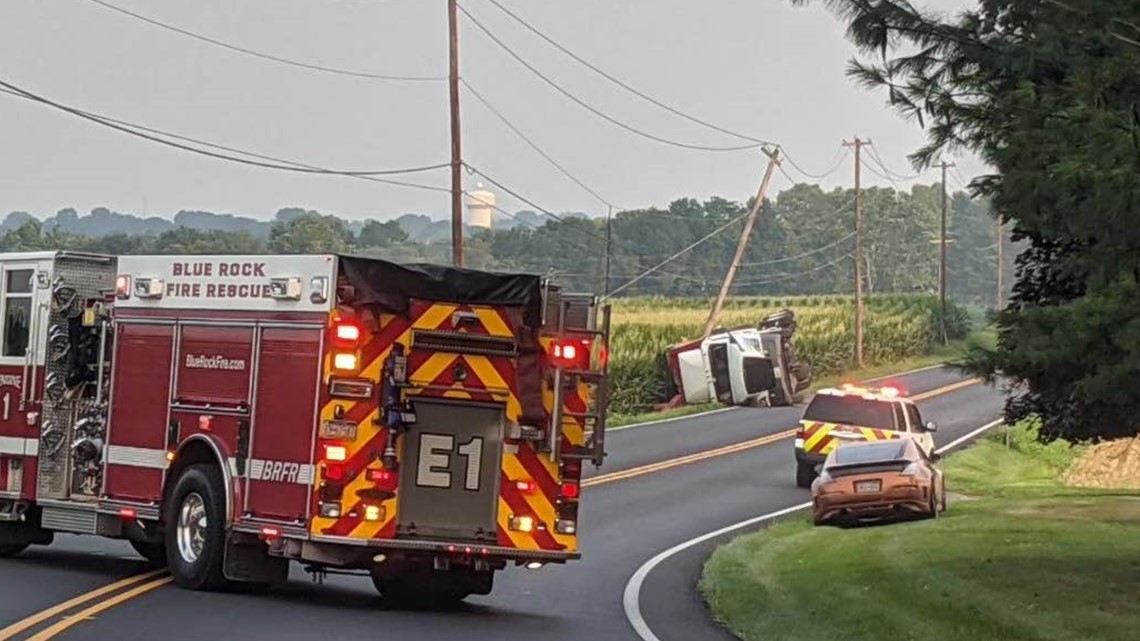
xmin=996 ymin=219 xmax=1004 ymax=311
xmin=701 ymin=147 xmax=782 ymax=339
xmin=936 ymin=160 xmax=954 ymax=345
xmin=843 ymin=138 xmax=869 ymax=367
xmin=448 ymin=0 xmax=464 ymax=267
xmin=603 ymin=205 xmax=614 ymax=297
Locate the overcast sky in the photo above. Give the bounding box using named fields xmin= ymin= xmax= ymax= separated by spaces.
xmin=0 ymin=0 xmax=982 ymax=222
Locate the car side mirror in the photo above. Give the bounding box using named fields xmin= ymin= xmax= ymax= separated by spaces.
xmin=925 ymin=420 xmax=938 ymax=433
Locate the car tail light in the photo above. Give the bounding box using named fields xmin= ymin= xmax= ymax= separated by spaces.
xmin=900 ymin=462 xmax=929 ymax=478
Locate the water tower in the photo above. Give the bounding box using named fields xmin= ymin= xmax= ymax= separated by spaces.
xmin=465 ymin=182 xmax=495 ymax=230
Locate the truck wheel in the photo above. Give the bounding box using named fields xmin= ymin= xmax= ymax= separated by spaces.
xmin=795 ymin=462 xmax=816 ymax=488
xmin=165 ymin=464 xmax=229 ymax=591
xmin=0 ymin=543 xmax=29 ymax=558
xmin=129 ymin=540 xmax=168 ymax=568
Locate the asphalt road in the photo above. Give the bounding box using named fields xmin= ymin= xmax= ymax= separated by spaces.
xmin=0 ymin=366 xmax=1003 ymax=641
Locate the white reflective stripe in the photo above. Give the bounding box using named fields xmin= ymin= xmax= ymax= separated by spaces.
xmin=0 ymin=436 xmax=38 ymax=456
xmin=106 ymin=445 xmax=169 ymax=470
xmin=246 ymin=459 xmax=314 ymax=485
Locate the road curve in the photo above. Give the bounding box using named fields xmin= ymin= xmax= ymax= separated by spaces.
xmin=0 ymin=366 xmax=1002 ymax=641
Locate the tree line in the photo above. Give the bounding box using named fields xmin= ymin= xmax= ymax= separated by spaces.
xmin=2 ymin=181 xmax=1010 ymax=305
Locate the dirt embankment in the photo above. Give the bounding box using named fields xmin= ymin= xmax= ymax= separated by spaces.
xmin=1064 ymin=436 xmax=1140 ymax=490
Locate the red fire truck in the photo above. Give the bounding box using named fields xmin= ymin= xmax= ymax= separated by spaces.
xmin=0 ymin=252 xmax=610 ymax=602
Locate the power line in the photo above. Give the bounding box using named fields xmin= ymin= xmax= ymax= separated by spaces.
xmin=608 ymin=211 xmax=753 ymax=296
xmin=732 ymin=252 xmax=854 ymax=288
xmin=0 ymin=82 xmax=451 ymax=193
xmin=82 ymin=0 xmax=444 ymax=82
xmin=739 ymin=230 xmax=855 ymax=267
xmin=461 ymin=78 xmax=617 ymax=210
xmin=479 ymin=0 xmax=775 ymax=147
xmin=782 ymin=146 xmax=850 ymax=180
xmin=866 ymin=145 xmax=927 ymax=181
xmin=456 ymin=4 xmax=758 ymax=153
xmin=462 ymin=164 xmax=609 ymax=240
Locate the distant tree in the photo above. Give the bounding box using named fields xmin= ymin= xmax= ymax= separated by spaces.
xmin=357 ymin=219 xmax=409 ymax=248
xmin=268 ymin=213 xmax=354 ymax=254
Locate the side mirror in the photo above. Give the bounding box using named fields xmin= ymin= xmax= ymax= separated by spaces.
xmin=925 ymin=421 xmax=938 ymax=433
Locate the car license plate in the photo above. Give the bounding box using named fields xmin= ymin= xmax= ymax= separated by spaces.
xmin=855 ymin=480 xmax=882 ymax=493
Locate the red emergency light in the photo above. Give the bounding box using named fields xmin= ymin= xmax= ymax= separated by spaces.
xmin=332 ymin=319 xmax=363 ymax=347
xmin=551 ymin=338 xmax=590 ymax=370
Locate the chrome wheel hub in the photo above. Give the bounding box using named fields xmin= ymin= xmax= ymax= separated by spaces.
xmin=176 ymin=492 xmax=207 ymax=564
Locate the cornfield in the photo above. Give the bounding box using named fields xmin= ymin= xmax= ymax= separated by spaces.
xmin=607 ymin=294 xmax=969 ymax=415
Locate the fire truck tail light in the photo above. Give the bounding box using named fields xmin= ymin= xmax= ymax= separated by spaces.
xmin=323 ymin=463 xmax=345 ymax=481
xmin=261 ymin=527 xmax=281 ymax=539
xmin=333 ymin=320 xmax=362 ymax=345
xmin=555 ymin=520 xmax=577 ymax=535
xmin=325 ymin=445 xmax=348 ymax=461
xmin=515 ymin=480 xmax=537 ymax=493
xmin=333 ymin=353 xmax=358 ymax=371
xmin=364 ymin=505 xmax=385 ymax=522
xmin=551 ymin=338 xmax=591 ymax=369
xmin=115 ymin=275 xmax=132 ymax=299
xmin=560 ymin=482 xmax=580 ymax=500
xmin=319 ymin=502 xmax=342 ymax=518
xmin=509 ymin=515 xmax=535 ymax=533
xmin=119 ymin=508 xmax=137 ymax=520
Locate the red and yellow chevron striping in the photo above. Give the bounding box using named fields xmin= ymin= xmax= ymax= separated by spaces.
xmin=310 ymin=299 xmax=581 ymax=554
xmin=799 ymin=421 xmax=901 ymax=456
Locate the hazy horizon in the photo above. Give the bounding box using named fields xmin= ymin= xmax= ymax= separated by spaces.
xmin=1 ymin=0 xmax=983 ymax=223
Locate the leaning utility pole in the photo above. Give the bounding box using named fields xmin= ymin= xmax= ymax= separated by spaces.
xmin=843 ymin=138 xmax=869 ymax=367
xmin=701 ymin=147 xmax=782 ymax=339
xmin=996 ymin=219 xmax=1005 ymax=311
xmin=448 ymin=0 xmax=464 ymax=267
xmin=936 ymin=160 xmax=955 ymax=345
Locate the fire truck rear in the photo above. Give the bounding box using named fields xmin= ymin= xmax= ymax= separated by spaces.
xmin=0 ymin=252 xmax=610 ymax=602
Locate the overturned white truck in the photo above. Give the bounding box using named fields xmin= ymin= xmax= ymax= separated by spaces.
xmin=666 ymin=310 xmax=812 ymax=408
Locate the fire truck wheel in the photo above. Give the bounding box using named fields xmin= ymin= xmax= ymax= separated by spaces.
xmin=129 ymin=540 xmax=168 ymax=568
xmin=0 ymin=543 xmax=29 ymax=558
xmin=165 ymin=464 xmax=229 ymax=591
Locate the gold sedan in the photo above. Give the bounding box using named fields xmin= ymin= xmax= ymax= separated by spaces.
xmin=811 ymin=438 xmax=946 ymax=526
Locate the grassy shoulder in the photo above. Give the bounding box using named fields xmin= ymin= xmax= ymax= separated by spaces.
xmin=700 ymin=422 xmax=1140 ymax=641
xmin=609 ymin=332 xmax=986 ymax=428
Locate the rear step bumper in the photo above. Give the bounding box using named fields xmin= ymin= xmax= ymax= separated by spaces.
xmin=310 ymin=534 xmax=580 ymax=562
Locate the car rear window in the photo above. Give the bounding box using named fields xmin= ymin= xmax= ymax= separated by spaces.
xmin=802 ymin=394 xmax=896 ymax=430
xmin=833 ymin=441 xmax=908 ymax=465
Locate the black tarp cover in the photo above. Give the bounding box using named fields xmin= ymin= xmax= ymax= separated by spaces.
xmin=337 ymin=255 xmax=544 ymax=326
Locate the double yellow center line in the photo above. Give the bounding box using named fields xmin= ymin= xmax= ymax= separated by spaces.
xmin=583 ymin=377 xmax=983 ymax=488
xmin=0 ymin=570 xmax=171 ymax=641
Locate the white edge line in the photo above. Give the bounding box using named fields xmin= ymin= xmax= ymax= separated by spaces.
xmin=609 ymin=363 xmax=953 ymax=434
xmin=622 ymin=417 xmax=1004 ymax=641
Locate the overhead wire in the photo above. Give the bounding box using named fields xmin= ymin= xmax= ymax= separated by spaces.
xmin=732 ymin=252 xmax=854 ymax=288
xmin=461 ymin=79 xmax=618 ymax=210
xmin=739 ymin=230 xmax=856 ymax=267
xmin=479 ymin=0 xmax=776 ymax=147
xmin=782 ymin=146 xmax=850 ymax=180
xmin=82 ymin=0 xmax=444 ymax=82
xmin=866 ymin=145 xmax=927 ymax=181
xmin=456 ymin=4 xmax=760 ymax=153
xmin=0 ymin=82 xmax=451 ymax=192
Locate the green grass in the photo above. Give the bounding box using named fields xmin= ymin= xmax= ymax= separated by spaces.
xmin=700 ymin=421 xmax=1140 ymax=641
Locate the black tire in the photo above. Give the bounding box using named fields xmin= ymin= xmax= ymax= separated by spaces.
xmin=164 ymin=464 xmax=230 ymax=591
xmin=0 ymin=543 xmax=29 ymax=558
xmin=796 ymin=462 xmax=816 ymax=488
xmin=129 ymin=540 xmax=168 ymax=568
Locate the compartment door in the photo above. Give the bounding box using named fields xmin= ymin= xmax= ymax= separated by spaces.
xmin=397 ymin=400 xmax=503 ymax=543
xmin=245 ymin=327 xmax=322 ymax=523
xmin=0 ymin=261 xmax=49 ymax=499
